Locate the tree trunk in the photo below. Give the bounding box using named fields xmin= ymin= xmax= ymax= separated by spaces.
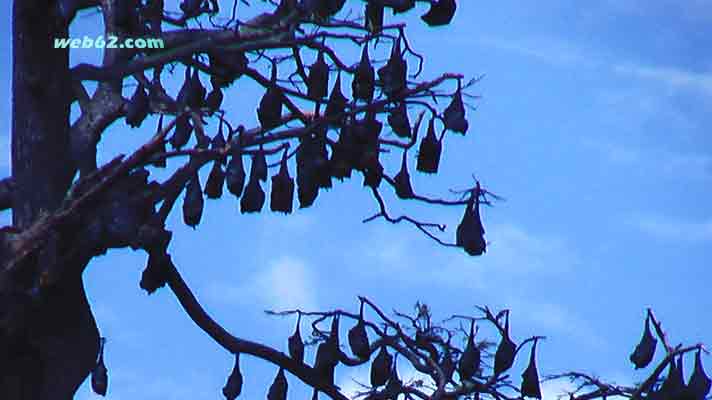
xmin=1 ymin=2 xmax=100 ymax=398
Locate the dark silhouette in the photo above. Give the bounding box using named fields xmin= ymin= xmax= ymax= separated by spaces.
xmin=0 ymin=1 xmax=708 ymax=399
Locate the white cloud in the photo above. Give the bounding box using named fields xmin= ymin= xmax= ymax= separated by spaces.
xmin=206 ymin=256 xmax=318 ymax=311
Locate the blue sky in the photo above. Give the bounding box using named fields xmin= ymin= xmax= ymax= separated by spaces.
xmin=1 ymin=1 xmax=711 ymax=399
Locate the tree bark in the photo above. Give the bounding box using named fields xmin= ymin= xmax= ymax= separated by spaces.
xmin=2 ymin=2 xmax=100 ymax=398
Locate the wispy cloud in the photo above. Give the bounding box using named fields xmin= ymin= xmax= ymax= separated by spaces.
xmin=206 ymin=256 xmax=318 ymax=310
xmin=476 ymin=34 xmax=712 ymax=98
xmin=476 ymin=35 xmax=596 ymax=68
xmin=613 ymin=63 xmax=712 ymax=96
xmin=582 ymin=138 xmax=712 ymax=181
xmin=632 ymin=215 xmax=712 ymax=242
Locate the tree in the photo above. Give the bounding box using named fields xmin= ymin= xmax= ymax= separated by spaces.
xmin=0 ymin=1 xmax=708 ymax=400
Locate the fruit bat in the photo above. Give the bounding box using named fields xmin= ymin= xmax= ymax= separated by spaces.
xmin=329 ymin=126 xmax=355 ymax=180
xmin=204 ymin=161 xmax=225 ymax=199
xmin=352 ymin=45 xmax=375 ymax=102
xmin=274 ymin=0 xmax=297 ymax=17
xmin=314 ymin=340 xmax=339 ymax=387
xmin=362 ymin=161 xmax=384 ymax=189
xmin=443 ymin=352 xmax=457 ymax=384
xmin=152 ymin=115 xmax=167 ymax=168
xmin=189 ymin=67 xmax=206 ymax=109
xmin=270 ymin=152 xmax=295 ymax=214
xmin=226 ymin=154 xmax=246 ymax=198
xmin=209 ymin=49 xmax=248 ymax=88
xmin=116 ymin=0 xmax=139 ymax=29
xmin=58 ymin=0 xmax=79 ymax=23
xmin=688 ymin=349 xmax=711 ymax=400
xmin=660 ymin=356 xmax=685 ymax=397
xmin=307 ymin=50 xmax=329 ymax=100
xmin=126 ymin=84 xmax=150 ymax=128
xmin=170 ymin=114 xmax=193 ymax=150
xmin=140 ymin=251 xmax=170 ymax=294
xmin=629 ymin=313 xmax=657 ymax=369
xmin=176 ymin=65 xmax=193 ymax=111
xmin=288 ymin=314 xmax=304 ymax=363
xmin=377 ymin=38 xmax=407 ymax=98
xmin=240 ymin=167 xmax=265 ymax=213
xmin=456 ymin=189 xmax=486 ymax=256
xmin=415 ymin=330 xmax=438 ymax=360
xmin=416 ymin=117 xmax=442 ymax=173
xmin=296 ymin=145 xmax=320 ymax=208
xmin=330 ymin=314 xmax=341 ymax=348
xmin=383 ymin=355 xmax=402 ymax=398
xmin=312 ymin=128 xmax=333 ymax=189
xmin=443 ymin=81 xmax=468 ymax=134
xmin=253 ymin=147 xmax=269 ymax=182
xmin=385 ymin=0 xmax=415 ymax=14
xmin=325 ymin=72 xmax=348 ymax=126
xmin=180 ymin=0 xmax=203 ymax=19
xmin=520 ymin=340 xmax=542 ymax=399
xmin=457 ymin=320 xmax=480 ymax=381
xmin=258 ymin=65 xmax=284 ymax=130
xmin=195 ymin=131 xmax=211 ymax=149
xmin=267 ymin=368 xmax=288 ymax=400
xmin=222 ymin=353 xmax=243 ymax=400
xmin=388 ymin=102 xmax=411 ymax=138
xmin=308 ymin=0 xmax=346 ymax=19
xmin=348 ymin=303 xmax=371 ymax=360
xmin=420 ymin=0 xmax=456 ymax=26
xmin=206 ymin=87 xmax=224 ymax=113
xmin=365 ymin=1 xmax=384 ymax=33
xmin=371 ymin=346 xmax=393 ymax=387
xmin=494 ymin=311 xmax=516 ymax=376
xmin=393 ymin=148 xmax=414 ymax=199
xmin=144 ymin=0 xmax=164 ymax=34
xmin=182 ymin=173 xmax=204 ymax=228
xmin=91 ymin=337 xmax=108 ymax=396
xmin=212 ymin=121 xmax=228 ymax=165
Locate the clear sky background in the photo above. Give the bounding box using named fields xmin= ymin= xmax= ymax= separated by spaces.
xmin=1 ymin=1 xmax=711 ymax=399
